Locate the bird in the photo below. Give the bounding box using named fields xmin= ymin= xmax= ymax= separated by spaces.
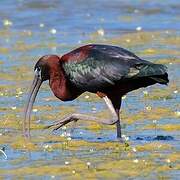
xmin=24 ymin=44 xmax=169 ymax=139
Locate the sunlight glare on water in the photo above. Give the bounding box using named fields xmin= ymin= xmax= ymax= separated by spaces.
xmin=0 ymin=0 xmax=179 ymax=179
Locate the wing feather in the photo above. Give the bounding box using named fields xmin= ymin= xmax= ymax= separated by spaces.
xmin=62 ymin=44 xmax=150 ymax=91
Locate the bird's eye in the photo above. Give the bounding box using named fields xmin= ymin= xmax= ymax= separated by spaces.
xmin=34 ymin=67 xmax=42 ymax=78
xmin=37 ymin=67 xmax=41 ymax=71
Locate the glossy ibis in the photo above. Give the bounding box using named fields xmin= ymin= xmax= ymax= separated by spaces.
xmin=24 ymin=44 xmax=169 ymax=139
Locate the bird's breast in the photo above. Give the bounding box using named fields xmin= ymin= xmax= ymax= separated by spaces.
xmin=49 ymin=78 xmax=81 ymax=101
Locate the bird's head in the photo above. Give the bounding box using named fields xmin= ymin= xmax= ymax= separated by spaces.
xmin=24 ymin=55 xmax=60 ymax=137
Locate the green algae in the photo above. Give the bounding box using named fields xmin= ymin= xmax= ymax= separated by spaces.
xmin=136 ymin=142 xmax=172 ymax=152
xmin=0 ymin=25 xmax=179 ymax=179
xmin=155 ymin=58 xmax=180 ymax=65
xmin=51 ymin=140 xmax=126 ymax=152
xmin=96 ymin=159 xmax=155 ymax=178
xmin=121 ymin=107 xmax=176 ymax=125
xmin=140 ymin=48 xmax=180 ymax=57
xmin=0 ymin=165 xmax=74 ymax=176
xmin=167 ymin=153 xmax=180 ymax=163
xmin=161 ymin=35 xmax=180 ymax=46
xmin=144 ymin=88 xmax=174 ymax=100
xmin=11 ymin=137 xmax=40 ymax=151
xmin=0 ymin=47 xmax=9 ymax=54
xmin=144 ymin=124 xmax=180 ymax=132
xmin=12 ymin=41 xmax=59 ymax=52
xmin=78 ymin=92 xmax=101 ymax=102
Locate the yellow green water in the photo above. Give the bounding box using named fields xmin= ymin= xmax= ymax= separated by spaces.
xmin=0 ymin=0 xmax=180 ymax=179
xmin=0 ymin=29 xmax=179 ymax=179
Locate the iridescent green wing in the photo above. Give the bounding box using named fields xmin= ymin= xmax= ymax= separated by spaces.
xmin=62 ymin=44 xmax=168 ymax=91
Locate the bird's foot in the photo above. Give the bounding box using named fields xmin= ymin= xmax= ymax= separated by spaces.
xmin=116 ymin=137 xmax=125 ymax=143
xmin=45 ymin=116 xmax=78 ymax=131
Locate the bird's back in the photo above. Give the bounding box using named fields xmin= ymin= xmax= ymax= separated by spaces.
xmin=61 ymin=44 xmax=168 ymax=93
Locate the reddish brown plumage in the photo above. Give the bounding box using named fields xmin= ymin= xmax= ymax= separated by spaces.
xmin=61 ymin=44 xmax=93 ymax=63
xmin=40 ymin=55 xmax=81 ymax=101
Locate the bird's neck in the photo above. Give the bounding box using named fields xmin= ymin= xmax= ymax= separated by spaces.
xmin=49 ymin=65 xmax=72 ymax=101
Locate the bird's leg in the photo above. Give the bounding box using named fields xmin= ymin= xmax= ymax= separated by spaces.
xmin=108 ymin=95 xmax=122 ymax=140
xmin=46 ymin=96 xmax=118 ymax=130
xmin=115 ymin=109 xmax=121 ymax=139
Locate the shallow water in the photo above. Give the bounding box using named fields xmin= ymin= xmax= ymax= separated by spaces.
xmin=0 ymin=0 xmax=180 ymax=179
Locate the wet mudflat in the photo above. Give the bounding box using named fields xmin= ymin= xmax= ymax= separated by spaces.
xmin=0 ymin=0 xmax=179 ymax=179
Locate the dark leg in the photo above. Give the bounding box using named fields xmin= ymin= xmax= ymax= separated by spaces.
xmin=46 ymin=96 xmax=118 ymax=130
xmin=109 ymin=96 xmax=122 ymax=139
xmin=115 ymin=109 xmax=121 ymax=139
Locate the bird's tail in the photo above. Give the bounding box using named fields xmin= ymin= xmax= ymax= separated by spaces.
xmin=135 ymin=63 xmax=169 ymax=85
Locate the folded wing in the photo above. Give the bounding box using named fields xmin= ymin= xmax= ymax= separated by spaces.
xmin=62 ymin=44 xmax=168 ymax=91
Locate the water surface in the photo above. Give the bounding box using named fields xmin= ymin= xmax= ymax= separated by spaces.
xmin=0 ymin=0 xmax=179 ymax=179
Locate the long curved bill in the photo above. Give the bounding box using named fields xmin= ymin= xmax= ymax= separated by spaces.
xmin=23 ymin=70 xmax=42 ymax=138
